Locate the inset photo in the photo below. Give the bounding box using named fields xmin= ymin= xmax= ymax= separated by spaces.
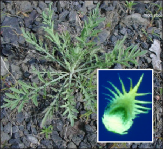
xmin=97 ymin=69 xmax=153 ymax=143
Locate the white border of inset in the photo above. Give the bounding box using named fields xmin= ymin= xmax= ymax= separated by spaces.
xmin=97 ymin=69 xmax=153 ymax=143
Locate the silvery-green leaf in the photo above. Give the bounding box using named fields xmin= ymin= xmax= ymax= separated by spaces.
xmin=10 ymin=87 xmax=24 ymax=94
xmin=18 ymin=102 xmax=24 ymax=112
xmin=38 ymin=73 xmax=45 ymax=83
xmin=5 ymin=93 xmax=16 ymax=98
xmin=31 ymin=95 xmax=38 ymax=106
xmin=18 ymin=80 xmax=33 ymax=89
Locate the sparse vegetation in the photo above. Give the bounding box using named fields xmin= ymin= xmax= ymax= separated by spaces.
xmin=40 ymin=125 xmax=53 ymax=139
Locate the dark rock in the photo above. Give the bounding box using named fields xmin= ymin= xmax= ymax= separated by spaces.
xmin=110 ymin=35 xmax=117 ymax=43
xmin=113 ymin=1 xmax=118 ymax=7
xmin=147 ymin=27 xmax=155 ymax=34
xmin=85 ymin=1 xmax=95 ymax=10
xmin=19 ymin=125 xmax=24 ymax=131
xmin=73 ymin=1 xmax=79 ymax=6
xmin=3 ymin=122 xmax=11 ymax=133
xmin=19 ymin=1 xmax=33 ymax=12
xmin=147 ymin=34 xmax=153 ymax=41
xmin=85 ymin=124 xmax=94 ymax=132
xmin=76 ymin=102 xmax=82 ymax=110
xmin=81 ymin=15 xmax=89 ymax=23
xmin=22 ymin=136 xmax=30 ymax=147
xmin=122 ymin=13 xmax=150 ymax=28
xmin=133 ymin=2 xmax=146 ymax=14
xmin=27 ymin=135 xmax=38 ymax=144
xmin=3 ymin=1 xmax=12 ymax=3
xmin=57 ymin=120 xmax=63 ymax=132
xmin=90 ymin=113 xmax=97 ymax=120
xmin=45 ymin=1 xmax=51 ymax=4
xmin=1 ymin=109 xmax=5 ymax=119
xmin=1 ymin=2 xmax=5 ymax=10
xmin=1 ymin=124 xmax=3 ymax=131
xmin=24 ymin=71 xmax=31 ymax=78
xmin=32 ymin=1 xmax=38 ymax=9
xmin=24 ymin=10 xmax=38 ymax=28
xmin=67 ymin=142 xmax=77 ymax=148
xmin=18 ymin=36 xmax=25 ymax=44
xmin=87 ymin=133 xmax=96 ymax=142
xmin=10 ymin=64 xmax=22 ymax=79
xmin=16 ymin=112 xmax=25 ymax=123
xmin=93 ymin=1 xmax=98 ymax=4
xmin=127 ymin=28 xmax=133 ymax=35
xmin=26 ymin=122 xmax=31 ymax=131
xmin=11 ymin=143 xmax=19 ymax=148
xmin=145 ymin=57 xmax=152 ymax=63
xmin=93 ymin=29 xmax=110 ymax=44
xmin=73 ymin=3 xmax=81 ymax=11
xmin=76 ymin=25 xmax=82 ymax=34
xmin=86 ymin=133 xmax=96 ymax=147
xmin=132 ymin=143 xmax=137 ymax=148
xmin=57 ymin=140 xmax=67 ymax=148
xmin=141 ymin=42 xmax=149 ymax=50
xmin=69 ymin=10 xmax=77 ymax=23
xmin=52 ymin=14 xmax=59 ymax=21
xmin=59 ymin=10 xmax=69 ymax=22
xmin=51 ymin=131 xmax=65 ymax=148
xmin=9 ymin=138 xmax=21 ymax=144
xmin=108 ymin=5 xmax=114 ymax=11
xmin=72 ymin=131 xmax=85 ymax=146
xmin=79 ymin=141 xmax=91 ymax=148
xmin=119 ymin=27 xmax=127 ymax=35
xmin=39 ymin=1 xmax=47 ymax=11
xmin=31 ymin=126 xmax=37 ymax=135
xmin=152 ymin=34 xmax=160 ymax=40
xmin=13 ymin=132 xmax=20 ymax=138
xmin=34 ymin=21 xmax=40 ymax=26
xmin=1 ymin=12 xmax=6 ymax=23
xmin=135 ymin=38 xmax=141 ymax=43
xmin=12 ymin=126 xmax=19 ymax=133
xmin=51 ymin=131 xmax=62 ymax=142
xmin=6 ymin=3 xmax=12 ymax=13
xmin=52 ymin=6 xmax=58 ymax=13
xmin=2 ymin=44 xmax=13 ymax=57
xmin=36 ymin=7 xmax=42 ymax=14
xmin=57 ymin=1 xmax=66 ymax=13
xmin=1 ymin=17 xmax=22 ymax=45
xmin=114 ymin=63 xmax=122 ymax=69
xmin=131 ymin=24 xmax=138 ymax=30
xmin=79 ymin=5 xmax=87 ymax=14
xmin=154 ymin=29 xmax=160 ymax=34
xmin=27 ymin=58 xmax=38 ymax=65
xmin=1 ymin=132 xmax=11 ymax=143
xmin=100 ymin=3 xmax=109 ymax=11
xmin=96 ymin=22 xmax=105 ymax=29
xmin=40 ymin=139 xmax=52 ymax=147
xmin=18 ymin=143 xmax=25 ymax=148
xmin=154 ymin=77 xmax=160 ymax=87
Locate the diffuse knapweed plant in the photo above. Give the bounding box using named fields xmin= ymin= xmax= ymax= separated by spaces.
xmin=1 ymin=2 xmax=148 ymax=127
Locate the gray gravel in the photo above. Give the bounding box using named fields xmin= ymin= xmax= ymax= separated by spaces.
xmin=1 ymin=1 xmax=162 ymax=148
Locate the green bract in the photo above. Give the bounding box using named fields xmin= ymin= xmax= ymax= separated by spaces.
xmin=1 ymin=2 xmax=148 ymax=127
xmin=102 ymin=74 xmax=151 ymax=134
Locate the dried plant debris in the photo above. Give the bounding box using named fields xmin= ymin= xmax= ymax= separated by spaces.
xmin=149 ymin=39 xmax=162 ymax=71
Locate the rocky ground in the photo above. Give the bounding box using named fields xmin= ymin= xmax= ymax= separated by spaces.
xmin=1 ymin=1 xmax=163 ymax=148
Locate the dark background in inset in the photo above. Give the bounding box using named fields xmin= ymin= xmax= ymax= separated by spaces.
xmin=98 ymin=70 xmax=152 ymax=141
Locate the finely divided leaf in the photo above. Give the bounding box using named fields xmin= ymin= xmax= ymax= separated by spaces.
xmin=10 ymin=87 xmax=24 ymax=94
xmin=5 ymin=93 xmax=16 ymax=98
